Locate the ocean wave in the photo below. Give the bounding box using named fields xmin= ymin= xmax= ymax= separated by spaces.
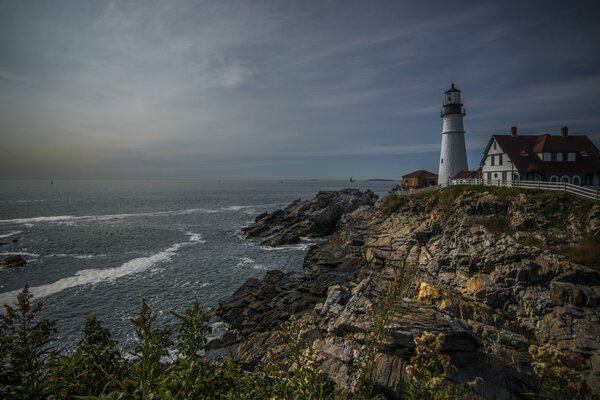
xmin=0 ymin=231 xmax=22 ymax=239
xmin=234 ymin=257 xmax=255 ymax=268
xmin=259 ymin=243 xmax=316 ymax=251
xmin=0 ymin=209 xmax=213 ymax=225
xmin=46 ymin=253 xmax=108 ymax=260
xmin=0 ymin=232 xmax=204 ymax=305
xmin=0 ymin=251 xmax=40 ymax=258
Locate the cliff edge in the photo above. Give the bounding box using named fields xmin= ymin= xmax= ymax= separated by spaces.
xmin=215 ymin=186 xmax=600 ymax=399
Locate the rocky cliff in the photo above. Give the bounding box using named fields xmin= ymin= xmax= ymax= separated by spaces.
xmin=214 ymin=186 xmax=600 ymax=399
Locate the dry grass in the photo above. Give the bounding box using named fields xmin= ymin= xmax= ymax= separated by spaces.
xmin=559 ymin=233 xmax=600 ymax=270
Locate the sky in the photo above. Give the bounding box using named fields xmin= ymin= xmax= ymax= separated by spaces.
xmin=1 ymin=0 xmax=600 ymax=180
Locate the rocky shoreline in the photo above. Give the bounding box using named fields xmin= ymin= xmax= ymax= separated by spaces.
xmin=210 ymin=187 xmax=600 ymax=399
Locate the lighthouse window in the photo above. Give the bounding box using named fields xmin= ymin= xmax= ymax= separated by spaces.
xmin=440 ymin=158 xmax=443 ymax=164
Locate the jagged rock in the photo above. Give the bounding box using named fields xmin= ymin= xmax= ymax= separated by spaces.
xmin=214 ymin=188 xmax=600 ymax=399
xmin=1 ymin=254 xmax=27 ymax=269
xmin=242 ymin=189 xmax=378 ymax=246
xmin=386 ymin=300 xmax=480 ymax=352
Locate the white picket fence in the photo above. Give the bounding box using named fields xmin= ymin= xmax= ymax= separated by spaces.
xmin=393 ymin=179 xmax=600 ymax=202
xmin=450 ymin=178 xmax=600 ymax=202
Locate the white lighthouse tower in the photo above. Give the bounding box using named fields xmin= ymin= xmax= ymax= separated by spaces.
xmin=438 ymin=83 xmax=468 ymax=185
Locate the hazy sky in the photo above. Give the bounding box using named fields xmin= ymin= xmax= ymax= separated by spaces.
xmin=1 ymin=0 xmax=600 ymax=179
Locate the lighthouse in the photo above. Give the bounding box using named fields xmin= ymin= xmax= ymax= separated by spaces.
xmin=438 ymin=83 xmax=468 ymax=185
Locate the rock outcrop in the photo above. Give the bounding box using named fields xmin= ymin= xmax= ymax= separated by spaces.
xmin=214 ymin=187 xmax=600 ymax=399
xmin=242 ymin=189 xmax=378 ymax=246
xmin=1 ymin=254 xmax=27 ymax=269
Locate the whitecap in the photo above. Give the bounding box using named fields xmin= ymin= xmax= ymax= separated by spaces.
xmin=0 ymin=232 xmax=204 ymax=305
xmin=220 ymin=205 xmax=252 ymax=211
xmin=234 ymin=257 xmax=255 ymax=268
xmin=0 ymin=231 xmax=22 ymax=239
xmin=46 ymin=253 xmax=107 ymax=260
xmin=259 ymin=243 xmax=316 ymax=251
xmin=0 ymin=209 xmax=222 ymax=225
xmin=0 ymin=251 xmax=40 ymax=258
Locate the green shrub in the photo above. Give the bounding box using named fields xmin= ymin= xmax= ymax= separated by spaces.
xmin=0 ymin=285 xmax=56 ymax=399
xmin=382 ymin=194 xmax=408 ymax=215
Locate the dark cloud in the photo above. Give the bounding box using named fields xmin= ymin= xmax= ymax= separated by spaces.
xmin=1 ymin=0 xmax=599 ymax=179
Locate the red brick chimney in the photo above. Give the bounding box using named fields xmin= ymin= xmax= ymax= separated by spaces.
xmin=510 ymin=126 xmax=518 ymax=137
xmin=560 ymin=126 xmax=568 ymax=137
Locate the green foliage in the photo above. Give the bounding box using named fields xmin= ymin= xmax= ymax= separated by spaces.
xmin=171 ymin=298 xmax=211 ymax=358
xmin=128 ymin=297 xmax=173 ymax=399
xmin=231 ymin=316 xmax=334 ymax=400
xmin=382 ymin=194 xmax=408 ymax=215
xmin=0 ymin=285 xmax=56 ymax=399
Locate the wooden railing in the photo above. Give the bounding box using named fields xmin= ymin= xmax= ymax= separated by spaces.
xmin=450 ymin=178 xmax=600 ymax=202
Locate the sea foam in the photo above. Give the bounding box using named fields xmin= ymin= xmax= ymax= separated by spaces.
xmin=0 ymin=231 xmax=22 ymax=239
xmin=0 ymin=232 xmax=204 ymax=305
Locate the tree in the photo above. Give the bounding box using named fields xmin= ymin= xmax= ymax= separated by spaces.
xmin=0 ymin=285 xmax=56 ymax=399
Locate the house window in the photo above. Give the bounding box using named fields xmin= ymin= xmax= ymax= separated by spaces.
xmin=498 ymin=154 xmax=503 ymax=165
xmin=493 ymin=141 xmax=496 ymax=150
xmin=491 ymin=155 xmax=495 ymax=166
xmin=494 ymin=173 xmax=498 ymax=179
xmin=551 ymin=152 xmax=557 ymax=161
xmin=502 ymin=172 xmax=507 ymax=181
xmin=568 ymin=152 xmax=576 ymax=161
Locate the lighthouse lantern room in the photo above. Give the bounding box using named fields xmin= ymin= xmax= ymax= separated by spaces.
xmin=438 ymin=83 xmax=468 ymax=185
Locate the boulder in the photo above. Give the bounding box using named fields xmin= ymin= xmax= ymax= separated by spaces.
xmin=1 ymin=254 xmax=27 ymax=269
xmin=242 ymin=189 xmax=378 ymax=246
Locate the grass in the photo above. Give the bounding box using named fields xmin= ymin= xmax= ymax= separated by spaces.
xmin=559 ymin=233 xmax=600 ymax=269
xmin=518 ymin=232 xmax=600 ymax=271
xmin=381 ymin=194 xmax=408 ymax=215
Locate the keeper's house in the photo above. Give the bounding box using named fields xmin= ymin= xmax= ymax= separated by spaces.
xmin=402 ymin=170 xmax=438 ymax=189
xmin=481 ymin=126 xmax=600 ymax=186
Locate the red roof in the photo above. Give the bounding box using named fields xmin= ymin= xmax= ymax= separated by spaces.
xmin=402 ymin=169 xmax=438 ymax=179
xmin=452 ymin=170 xmax=479 ymax=179
xmin=482 ymin=134 xmax=600 ymax=174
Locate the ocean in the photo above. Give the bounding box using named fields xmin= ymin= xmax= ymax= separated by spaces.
xmin=0 ymin=179 xmax=397 ymax=350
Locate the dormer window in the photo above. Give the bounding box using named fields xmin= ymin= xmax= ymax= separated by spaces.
xmin=580 ymin=151 xmax=589 ymax=157
xmin=520 ymin=150 xmax=529 ymax=157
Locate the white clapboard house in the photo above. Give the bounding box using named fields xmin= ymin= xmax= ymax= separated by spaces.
xmin=481 ymin=127 xmax=600 ymax=186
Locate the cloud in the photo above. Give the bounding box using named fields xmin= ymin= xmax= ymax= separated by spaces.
xmin=0 ymin=1 xmax=599 ymax=178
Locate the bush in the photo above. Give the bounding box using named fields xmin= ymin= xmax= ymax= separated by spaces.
xmin=0 ymin=285 xmax=56 ymax=399
xmin=382 ymin=194 xmax=407 ymax=215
